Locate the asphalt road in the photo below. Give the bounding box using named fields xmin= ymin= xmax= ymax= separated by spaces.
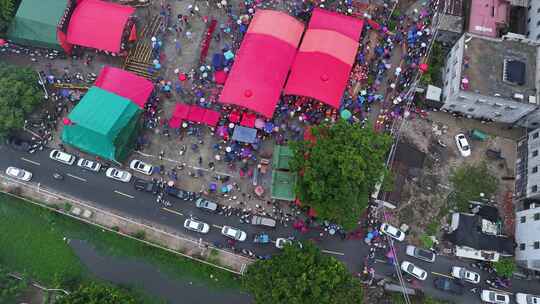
xmin=2 ymin=146 xmax=540 ymax=303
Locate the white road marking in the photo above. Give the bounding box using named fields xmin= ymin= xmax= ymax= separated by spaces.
xmin=431 ymin=271 xmax=453 ymax=279
xmin=212 ymin=224 xmax=223 ymax=229
xmin=321 ymin=249 xmax=345 ymax=256
xmin=20 ymin=157 xmax=40 ymax=166
xmin=66 ymin=173 xmax=86 ymax=182
xmin=162 ymin=207 xmax=183 ymax=216
xmin=114 ymin=190 xmax=134 ymax=199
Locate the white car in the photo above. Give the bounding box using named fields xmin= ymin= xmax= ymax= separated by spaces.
xmin=49 ymin=149 xmax=76 ymax=165
xmin=405 ymin=245 xmax=436 ymax=263
xmin=275 ymin=238 xmax=292 ymax=249
xmin=183 ymin=218 xmax=210 ymax=234
xmin=5 ymin=167 xmax=32 ymax=181
xmin=77 ymin=158 xmax=101 ymax=172
xmin=516 ymin=293 xmax=540 ymax=304
xmin=401 ymin=261 xmax=427 ymax=281
xmin=454 ymin=133 xmax=471 ymax=157
xmin=105 ymin=167 xmax=132 ymax=183
xmin=380 ymin=223 xmax=405 ymax=241
xmin=129 ymin=159 xmax=153 ymax=175
xmin=451 ymin=266 xmax=480 ymax=284
xmin=481 ymin=290 xmax=510 ymax=304
xmin=221 ymin=225 xmax=247 ymax=242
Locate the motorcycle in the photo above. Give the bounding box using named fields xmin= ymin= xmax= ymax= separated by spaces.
xmin=53 ymin=172 xmax=64 ymax=180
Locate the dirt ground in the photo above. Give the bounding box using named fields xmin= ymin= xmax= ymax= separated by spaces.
xmin=385 ymin=109 xmax=523 ymax=245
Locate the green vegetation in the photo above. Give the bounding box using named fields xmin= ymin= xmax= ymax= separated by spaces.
xmin=243 ymin=242 xmax=362 ymax=304
xmin=0 ymin=266 xmax=28 ymax=303
xmin=420 ymin=42 xmax=444 ymax=86
xmin=56 ymin=282 xmax=138 ymax=304
xmin=449 ymin=162 xmax=499 ymax=212
xmin=0 ymin=193 xmax=241 ymax=293
xmin=493 ymin=257 xmax=516 ymax=278
xmin=0 ymin=0 xmax=15 ymax=33
xmin=420 ymin=234 xmax=434 ymax=249
xmin=0 ymin=65 xmax=43 ymax=137
xmin=290 ymin=120 xmax=392 ymax=230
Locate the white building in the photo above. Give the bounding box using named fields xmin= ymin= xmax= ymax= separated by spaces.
xmin=526 ymin=0 xmax=540 ymax=41
xmin=515 ymin=204 xmax=540 ymax=271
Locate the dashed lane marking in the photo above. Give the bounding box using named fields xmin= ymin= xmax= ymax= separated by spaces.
xmin=431 ymin=271 xmax=453 ymax=279
xmin=212 ymin=224 xmax=223 ymax=229
xmin=321 ymin=249 xmax=345 ymax=256
xmin=114 ymin=190 xmax=134 ymax=199
xmin=66 ymin=173 xmax=86 ymax=182
xmin=20 ymin=158 xmax=40 ymax=166
xmin=162 ymin=207 xmax=183 ymax=216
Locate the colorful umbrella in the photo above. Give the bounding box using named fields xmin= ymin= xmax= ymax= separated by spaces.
xmin=340 ymin=109 xmax=352 ymax=120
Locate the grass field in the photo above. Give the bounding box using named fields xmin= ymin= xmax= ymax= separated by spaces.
xmin=0 ymin=193 xmax=241 ymax=292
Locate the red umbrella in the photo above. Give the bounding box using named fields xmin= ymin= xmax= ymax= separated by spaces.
xmin=214 ymin=70 xmax=228 ymax=84
xmin=178 ymin=73 xmax=187 ymax=81
xmin=63 ymin=118 xmax=73 ymax=125
xmin=0 ymin=39 xmax=6 ymax=46
xmin=419 ymin=63 xmax=429 ymax=73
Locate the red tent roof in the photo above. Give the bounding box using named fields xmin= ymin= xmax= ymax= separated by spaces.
xmin=284 ymin=9 xmax=363 ymax=108
xmin=94 ymin=66 xmax=153 ymax=109
xmin=187 ymin=106 xmax=205 ymax=123
xmin=219 ymin=10 xmax=304 ymax=118
xmin=169 ymin=103 xmax=191 ymax=128
xmin=67 ymin=0 xmax=135 ymax=53
xmin=202 ymin=109 xmax=221 ymax=127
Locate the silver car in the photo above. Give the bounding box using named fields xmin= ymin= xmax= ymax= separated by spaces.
xmin=105 ymin=167 xmax=132 ymax=183
xmin=195 ymin=198 xmax=218 ymax=212
xmin=77 ymin=158 xmax=101 ymax=172
xmin=183 ymin=218 xmax=210 ymax=234
xmin=405 ymin=245 xmax=436 ymax=262
xmin=5 ymin=167 xmax=32 ymax=181
xmin=221 ymin=226 xmax=247 ymax=241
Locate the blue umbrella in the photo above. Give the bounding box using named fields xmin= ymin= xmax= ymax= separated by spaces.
xmin=264 ymin=122 xmax=274 ymax=133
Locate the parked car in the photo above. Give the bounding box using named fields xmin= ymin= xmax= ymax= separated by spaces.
xmin=49 ymin=149 xmax=76 ymax=165
xmin=129 ymin=159 xmax=153 ymax=175
xmin=5 ymin=167 xmax=32 ymax=181
xmin=454 ymin=133 xmax=471 ymax=157
xmin=195 ymin=198 xmax=218 ymax=212
xmin=516 ymin=293 xmax=540 ymax=304
xmin=105 ymin=167 xmax=132 ymax=183
xmin=6 ymin=136 xmax=30 ymax=151
xmin=380 ymin=223 xmax=405 ymax=241
xmin=451 ymin=266 xmax=480 ymax=284
xmin=251 ymin=215 xmax=276 ymax=228
xmin=183 ymin=218 xmax=210 ymax=234
xmin=221 ymin=226 xmax=247 ymax=241
xmin=481 ymin=290 xmax=510 ymax=304
xmin=400 ymin=261 xmax=427 ymax=281
xmin=165 ymin=186 xmax=190 ymax=200
xmin=433 ymin=278 xmax=464 ymax=295
xmin=405 ymin=245 xmax=436 ymax=263
xmin=77 ymin=158 xmax=101 ymax=172
xmin=133 ymin=178 xmax=158 ymax=193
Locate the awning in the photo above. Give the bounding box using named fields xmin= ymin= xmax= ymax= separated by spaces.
xmin=187 ymin=106 xmax=205 ymax=123
xmin=94 ymin=66 xmax=153 ymax=109
xmin=232 ymin=126 xmax=257 ymax=143
xmin=66 ymin=0 xmax=135 ymax=52
xmin=202 ymin=109 xmax=221 ymax=127
xmin=169 ymin=103 xmax=190 ymax=128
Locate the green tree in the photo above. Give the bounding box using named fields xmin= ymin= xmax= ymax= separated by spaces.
xmin=0 ymin=0 xmax=15 ymax=33
xmin=0 ymin=266 xmax=27 ymax=303
xmin=0 ymin=65 xmax=42 ymax=137
xmin=449 ymin=162 xmax=499 ymax=212
xmin=243 ymin=242 xmax=362 ymax=304
xmin=56 ymin=282 xmax=139 ymax=304
xmin=290 ymin=120 xmax=392 ymax=230
xmin=493 ymin=257 xmax=516 ymax=278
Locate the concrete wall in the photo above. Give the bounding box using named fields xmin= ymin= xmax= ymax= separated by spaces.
xmin=516 ymin=205 xmax=540 ymax=270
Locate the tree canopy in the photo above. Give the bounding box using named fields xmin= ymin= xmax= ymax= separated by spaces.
xmin=449 ymin=162 xmax=499 ymax=212
xmin=493 ymin=257 xmax=516 ymax=279
xmin=0 ymin=0 xmax=15 ymax=33
xmin=56 ymin=282 xmax=139 ymax=304
xmin=0 ymin=65 xmax=42 ymax=137
xmin=290 ymin=120 xmax=392 ymax=230
xmin=243 ymin=242 xmax=362 ymax=304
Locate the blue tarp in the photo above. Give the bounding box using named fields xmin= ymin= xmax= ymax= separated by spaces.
xmin=232 ymin=126 xmax=257 ymax=143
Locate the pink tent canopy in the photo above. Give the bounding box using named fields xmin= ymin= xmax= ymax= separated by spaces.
xmin=219 ymin=10 xmax=304 ymax=118
xmin=202 ymin=109 xmax=221 ymax=127
xmin=187 ymin=106 xmax=205 ymax=123
xmin=240 ymin=112 xmax=256 ymax=128
xmin=94 ymin=66 xmax=154 ymax=109
xmin=67 ymin=0 xmax=135 ymax=53
xmin=284 ymin=9 xmax=364 ymax=108
xmin=169 ymin=103 xmax=191 ymax=128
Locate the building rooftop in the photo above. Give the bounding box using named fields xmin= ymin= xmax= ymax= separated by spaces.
xmin=440 ymin=0 xmax=463 ymax=16
xmin=461 ymin=36 xmax=538 ymax=101
xmin=468 ymin=0 xmax=508 ymax=38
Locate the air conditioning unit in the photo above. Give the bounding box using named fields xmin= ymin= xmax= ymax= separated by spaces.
xmin=529 ymin=96 xmax=538 ymax=104
xmin=514 ymin=93 xmax=524 ymax=100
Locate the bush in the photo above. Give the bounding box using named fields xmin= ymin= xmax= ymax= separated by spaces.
xmin=420 ymin=234 xmax=434 ymax=249
xmin=132 ymin=231 xmax=145 ymax=240
xmin=449 ymin=162 xmax=498 ymax=212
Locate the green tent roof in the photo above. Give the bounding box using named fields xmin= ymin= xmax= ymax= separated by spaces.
xmin=61 ymin=87 xmax=141 ymax=162
xmin=272 ymin=145 xmax=293 ymax=171
xmin=271 ymin=171 xmax=296 ymax=201
xmin=6 ymin=0 xmax=67 ymax=49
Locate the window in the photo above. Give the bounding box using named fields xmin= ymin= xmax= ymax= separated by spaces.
xmin=533 ymin=185 xmax=538 ymax=192
xmin=533 ymin=132 xmax=539 ymax=139
xmin=533 ymin=150 xmax=539 ymax=157
xmin=467 ymin=108 xmax=475 ymax=112
xmin=520 ymin=243 xmax=526 ymax=250
xmin=533 ymin=166 xmax=538 ymax=173
xmin=535 ymin=213 xmax=540 ymax=220
xmin=535 ymin=241 xmax=540 ymax=249
xmin=521 ymin=216 xmax=527 ymax=223
xmin=537 ymin=20 xmax=540 ymax=26
xmin=537 ymin=33 xmax=540 ymax=40
xmin=538 ymin=7 xmax=540 ymax=13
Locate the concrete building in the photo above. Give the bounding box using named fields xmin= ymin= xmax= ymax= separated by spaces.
xmin=436 ymin=0 xmax=464 ymax=46
xmin=526 ymin=0 xmax=540 ymax=41
xmin=441 ymin=34 xmax=540 ymax=127
xmin=515 ymin=202 xmax=540 ymax=271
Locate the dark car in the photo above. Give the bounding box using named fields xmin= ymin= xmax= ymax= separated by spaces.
xmin=433 ymin=278 xmax=464 ymax=295
xmin=133 ymin=178 xmax=158 ymax=194
xmin=6 ymin=136 xmax=30 ymax=152
xmin=165 ymin=186 xmax=190 ymax=200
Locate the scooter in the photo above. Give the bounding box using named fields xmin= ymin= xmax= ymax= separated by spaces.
xmin=53 ymin=172 xmax=64 ymax=180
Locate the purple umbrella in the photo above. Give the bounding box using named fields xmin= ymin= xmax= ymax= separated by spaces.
xmin=217 ymin=126 xmax=228 ymax=137
xmin=264 ymin=122 xmax=274 ymax=133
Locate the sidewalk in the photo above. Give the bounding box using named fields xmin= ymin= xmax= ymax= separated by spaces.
xmin=0 ymin=174 xmax=252 ymax=275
